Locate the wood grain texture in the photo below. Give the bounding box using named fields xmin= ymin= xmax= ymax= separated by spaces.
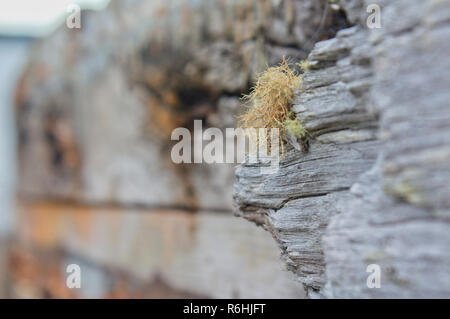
xmin=234 ymin=0 xmax=450 ymax=297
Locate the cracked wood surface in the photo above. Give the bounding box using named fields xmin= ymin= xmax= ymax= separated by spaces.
xmin=234 ymin=24 xmax=380 ymax=294
xmin=234 ymin=0 xmax=450 ymax=298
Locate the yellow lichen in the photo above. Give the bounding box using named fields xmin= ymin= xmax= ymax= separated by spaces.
xmin=238 ymin=57 xmax=303 ymax=151
xmin=297 ymin=59 xmax=311 ymax=72
xmin=284 ymin=116 xmax=307 ymax=139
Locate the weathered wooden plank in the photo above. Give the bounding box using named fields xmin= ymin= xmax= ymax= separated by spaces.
xmin=234 ymin=0 xmax=450 ymax=298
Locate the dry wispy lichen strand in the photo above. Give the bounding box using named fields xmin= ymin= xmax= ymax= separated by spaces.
xmin=238 ymin=58 xmax=306 ymax=153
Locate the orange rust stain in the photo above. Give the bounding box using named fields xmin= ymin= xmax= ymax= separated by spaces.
xmin=163 ymin=91 xmax=180 ymax=108
xmin=19 ymin=203 xmax=62 ymax=248
xmin=10 ymin=201 xmax=204 ymax=298
xmin=17 ymin=202 xmax=93 ymax=248
xmin=146 ymin=97 xmax=185 ymax=139
xmin=68 ymin=207 xmax=95 ymax=243
xmin=107 ymin=279 xmax=131 ymax=299
xmin=145 ymin=68 xmax=167 ymax=88
xmin=9 ymin=244 xmax=206 ymax=298
xmin=9 ymin=246 xmax=77 ymax=298
xmin=17 ymin=200 xmax=199 ymax=250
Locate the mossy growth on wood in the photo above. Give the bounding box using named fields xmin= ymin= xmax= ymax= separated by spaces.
xmin=298 ymin=59 xmax=311 ymax=73
xmin=284 ymin=114 xmax=307 ymax=139
xmin=238 ymin=58 xmax=307 ymax=153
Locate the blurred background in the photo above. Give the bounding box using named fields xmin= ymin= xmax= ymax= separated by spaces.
xmin=0 ymin=0 xmax=348 ymax=298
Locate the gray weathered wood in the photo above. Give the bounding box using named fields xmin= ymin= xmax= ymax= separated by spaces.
xmin=234 ymin=0 xmax=450 ymax=298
